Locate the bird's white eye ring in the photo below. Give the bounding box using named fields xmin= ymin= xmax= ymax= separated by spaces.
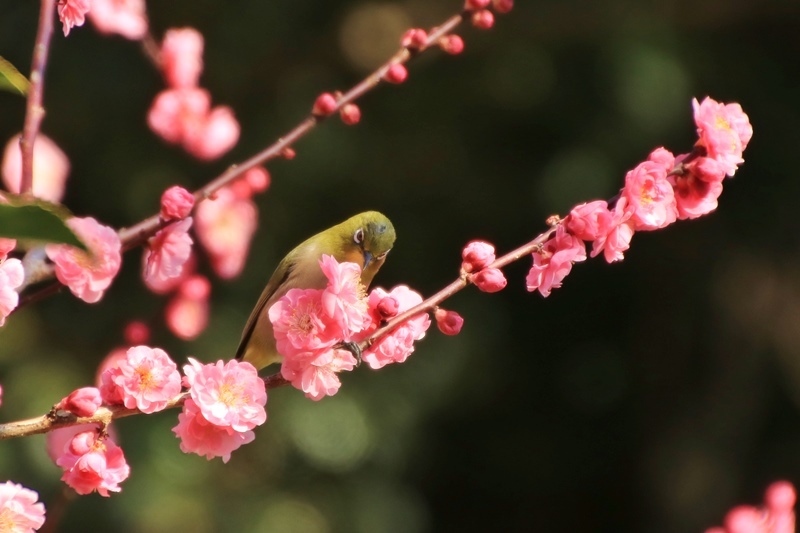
xmin=353 ymin=228 xmax=365 ymax=245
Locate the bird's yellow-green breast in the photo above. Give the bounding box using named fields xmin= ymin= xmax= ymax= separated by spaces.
xmin=236 ymin=211 xmax=395 ymax=370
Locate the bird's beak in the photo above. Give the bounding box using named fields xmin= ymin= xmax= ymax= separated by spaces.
xmin=363 ymin=251 xmax=373 ymax=270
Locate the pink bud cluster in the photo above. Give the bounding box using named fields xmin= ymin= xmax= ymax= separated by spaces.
xmin=268 ymin=256 xmax=430 ymax=398
xmin=464 ymin=0 xmax=513 ymax=31
xmin=706 ymin=481 xmax=795 ymax=533
xmin=527 ymin=97 xmax=752 ymax=297
xmin=148 ymin=28 xmax=240 ymax=160
xmin=462 ymin=241 xmax=508 ymax=293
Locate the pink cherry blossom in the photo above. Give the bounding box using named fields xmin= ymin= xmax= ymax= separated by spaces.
xmin=269 ymin=288 xmax=338 ymax=357
xmin=165 ymin=275 xmax=210 ymax=340
xmin=99 ymin=345 xmax=181 ymax=413
xmin=668 ymin=171 xmax=723 ymax=220
xmin=471 ymin=267 xmax=507 ymax=293
xmin=565 ymin=200 xmax=612 ymax=241
xmin=46 ymin=423 xmax=118 ymax=463
xmin=194 ymin=187 xmax=257 ymax=279
xmin=280 ymin=347 xmax=357 ymax=401
xmin=45 ymin=217 xmax=121 ymax=303
xmin=0 ymin=258 xmax=23 ymax=327
xmin=623 ymin=160 xmax=677 ymax=231
xmin=360 ymin=285 xmax=430 ymax=369
xmin=56 ymin=430 xmax=130 ymax=496
xmin=58 ymin=0 xmax=90 ymax=36
xmin=2 ymin=133 xmax=70 ymax=203
xmin=526 ymin=226 xmax=587 ymax=297
xmin=182 ymin=358 xmax=267 ymax=432
xmin=161 ymin=28 xmax=204 ymax=89
xmin=88 ymin=0 xmax=147 ymax=40
xmin=319 ymin=255 xmax=371 ymax=338
xmin=148 ymin=87 xmax=210 ymax=145
xmin=590 ymin=197 xmax=635 ymax=264
xmin=160 ymin=185 xmax=195 ymax=220
xmin=182 ymin=105 xmax=240 ymax=161
xmin=142 ymin=218 xmax=193 ymax=289
xmin=0 ymin=481 xmax=46 ymax=531
xmin=172 ymin=399 xmax=255 ymax=463
xmin=0 ymin=239 xmax=16 ymax=262
xmin=145 ymin=251 xmax=196 ymax=294
xmin=693 ymin=97 xmax=753 ymax=177
xmin=435 ymin=308 xmax=463 ymax=335
xmin=461 ymin=241 xmax=496 ymax=273
xmin=647 ymin=146 xmax=676 ymax=169
xmin=57 ymin=387 xmax=102 ymax=417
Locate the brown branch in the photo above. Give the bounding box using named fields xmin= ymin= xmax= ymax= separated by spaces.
xmin=17 ymin=7 xmax=482 ymax=306
xmin=19 ymin=0 xmax=57 ymax=195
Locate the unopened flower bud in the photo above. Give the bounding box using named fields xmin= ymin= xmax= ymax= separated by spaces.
xmin=312 ymin=92 xmax=338 ymax=117
xmin=472 ymin=267 xmax=507 ymax=293
xmin=765 ymin=481 xmax=796 ymax=512
xmin=340 ymin=103 xmax=362 ymax=125
xmin=492 ymin=0 xmax=514 ymax=13
xmin=471 ymin=9 xmax=494 ymax=29
xmin=281 ymin=147 xmax=296 ymax=160
xmin=439 ymin=35 xmax=465 ymax=55
xmin=461 ymin=241 xmax=496 ymax=273
xmin=377 ymin=296 xmax=399 ymax=319
xmin=160 ymin=186 xmax=195 ymax=221
xmin=58 ymin=387 xmax=103 ymax=417
xmin=435 ymin=308 xmax=464 ymax=336
xmin=244 ymin=166 xmax=271 ymax=193
xmin=401 ymin=28 xmax=428 ymax=49
xmin=180 ymin=275 xmax=211 ymax=300
xmin=124 ymin=320 xmax=150 ymax=345
xmin=69 ymin=431 xmax=97 ymax=455
xmin=384 ymin=64 xmax=408 ymax=84
xmin=465 ymin=0 xmax=491 ymax=10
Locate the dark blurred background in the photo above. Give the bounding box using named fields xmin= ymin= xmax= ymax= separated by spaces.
xmin=2 ymin=0 xmax=800 ymax=531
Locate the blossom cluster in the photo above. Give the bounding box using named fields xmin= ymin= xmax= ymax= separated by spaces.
xmin=526 ymin=97 xmax=753 ymax=297
xmin=268 ymin=255 xmax=430 ymax=400
xmin=705 ymin=481 xmax=795 ymax=533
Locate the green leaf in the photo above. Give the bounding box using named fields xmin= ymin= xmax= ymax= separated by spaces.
xmin=0 ymin=56 xmax=30 ymax=96
xmin=0 ymin=201 xmax=87 ymax=250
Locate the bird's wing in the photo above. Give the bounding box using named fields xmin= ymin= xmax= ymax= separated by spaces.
xmin=235 ymin=254 xmax=296 ymax=360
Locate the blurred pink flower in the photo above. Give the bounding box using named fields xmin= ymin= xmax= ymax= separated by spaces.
xmin=471 ymin=267 xmax=507 ymax=293
xmin=2 ymin=134 xmax=70 ymax=203
xmin=319 ymin=255 xmax=370 ymax=338
xmin=360 ymin=285 xmax=430 ymax=369
xmin=161 ymin=28 xmax=204 ymax=89
xmin=705 ymin=480 xmax=795 ymax=533
xmin=57 ymin=386 xmax=102 ymax=417
xmin=0 ymin=239 xmax=16 ymax=261
xmin=183 ymin=105 xmax=240 ymax=161
xmin=145 ymin=251 xmax=196 ymax=294
xmin=172 ymin=399 xmax=255 ymax=463
xmin=56 ymin=430 xmax=130 ymax=496
xmin=435 ymin=308 xmax=463 ymax=335
xmin=565 ymin=200 xmax=612 ymax=242
xmin=148 ymin=87 xmax=210 ymax=144
xmin=526 ymin=226 xmax=586 ymax=297
xmin=269 ymin=288 xmax=337 ymax=357
xmin=194 ymin=187 xmax=257 ymax=279
xmin=647 ymin=146 xmax=676 ymax=169
xmin=591 ymin=197 xmax=635 ymax=264
xmin=461 ymin=241 xmax=495 ymax=273
xmin=142 ymin=218 xmax=193 ymax=289
xmin=623 ymin=160 xmax=677 ymax=231
xmin=88 ymin=0 xmax=147 ymax=40
xmin=0 ymin=258 xmax=23 ymax=327
xmin=693 ymin=97 xmax=753 ymax=177
xmin=165 ymin=274 xmax=210 ymax=340
xmin=99 ymin=346 xmax=181 ymax=413
xmin=280 ymin=347 xmax=357 ymax=401
xmin=58 ymin=0 xmax=90 ymax=36
xmin=182 ymin=358 xmax=267 ymax=432
xmin=0 ymin=481 xmax=46 ymax=531
xmin=45 ymin=217 xmax=121 ymax=303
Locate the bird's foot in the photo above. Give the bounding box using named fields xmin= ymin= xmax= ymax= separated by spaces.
xmin=336 ymin=341 xmax=362 ymax=367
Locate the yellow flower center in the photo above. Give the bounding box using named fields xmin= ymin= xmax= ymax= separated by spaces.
xmin=715 ymin=115 xmax=732 ymax=132
xmin=219 ymin=381 xmax=245 ymax=407
xmin=0 ymin=508 xmax=16 ymax=532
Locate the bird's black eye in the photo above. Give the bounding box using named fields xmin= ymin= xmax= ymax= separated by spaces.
xmin=353 ymin=228 xmax=365 ymax=245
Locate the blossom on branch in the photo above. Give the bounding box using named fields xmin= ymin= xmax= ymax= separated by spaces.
xmin=0 ymin=481 xmax=46 ymax=531
xmin=88 ymin=0 xmax=148 ymax=40
xmin=526 ymin=225 xmax=587 ymax=297
xmin=99 ymin=345 xmax=181 ymax=413
xmin=172 ymin=399 xmax=255 ymax=463
xmin=160 ymin=185 xmax=195 ymax=220
xmin=0 ymin=258 xmax=23 ymax=327
xmin=57 ymin=387 xmax=102 ymax=417
xmin=142 ymin=218 xmax=193 ymax=288
xmin=320 ymin=254 xmax=371 ymax=337
xmin=45 ymin=217 xmax=121 ymax=303
xmin=435 ymin=308 xmax=463 ymax=335
xmin=58 ymin=0 xmax=90 ymax=36
xmin=194 ymin=187 xmax=257 ymax=279
xmin=461 ymin=240 xmax=496 ymax=273
xmin=693 ymin=96 xmax=753 ymax=177
xmin=590 ymin=197 xmax=635 ymax=264
xmin=56 ymin=430 xmax=130 ymax=496
xmin=622 ymin=159 xmax=677 ymax=231
xmin=281 ymin=347 xmax=357 ymax=401
xmin=161 ymin=28 xmax=204 ymax=89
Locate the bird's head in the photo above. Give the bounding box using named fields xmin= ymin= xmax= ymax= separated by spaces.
xmin=335 ymin=211 xmax=396 ymax=286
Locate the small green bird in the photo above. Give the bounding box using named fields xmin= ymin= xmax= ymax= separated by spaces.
xmin=236 ymin=211 xmax=396 ymax=370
